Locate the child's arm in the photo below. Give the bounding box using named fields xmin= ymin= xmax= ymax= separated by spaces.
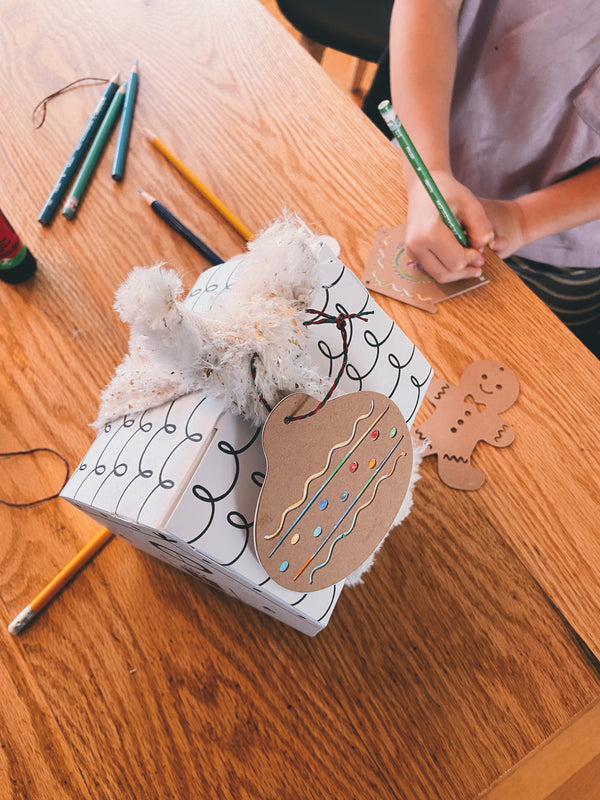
xmin=389 ymin=0 xmax=495 ymax=284
xmin=481 ymin=161 xmax=600 ymax=259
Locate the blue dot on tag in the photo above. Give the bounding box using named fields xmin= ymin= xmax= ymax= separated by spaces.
xmin=280 ymin=560 xmax=289 ymax=572
xmin=313 ymin=526 xmax=322 ymax=537
xmin=319 ymin=498 xmax=328 ymax=510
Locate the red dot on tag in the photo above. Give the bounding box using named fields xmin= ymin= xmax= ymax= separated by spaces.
xmin=349 ymin=461 xmax=358 ymax=473
xmin=371 ymin=430 xmax=379 ymax=440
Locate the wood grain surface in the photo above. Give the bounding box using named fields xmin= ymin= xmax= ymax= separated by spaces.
xmin=1 ymin=1 xmax=599 ymax=798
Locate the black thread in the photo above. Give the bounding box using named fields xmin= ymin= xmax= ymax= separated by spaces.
xmin=32 ymin=77 xmax=109 ymax=129
xmin=0 ymin=448 xmax=70 ymax=507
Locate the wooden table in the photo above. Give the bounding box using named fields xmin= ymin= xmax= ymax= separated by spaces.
xmin=1 ymin=1 xmax=599 ymax=797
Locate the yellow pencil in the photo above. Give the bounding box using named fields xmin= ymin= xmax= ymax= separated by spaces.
xmin=143 ymin=128 xmax=254 ymax=241
xmin=8 ymin=527 xmax=114 ymax=635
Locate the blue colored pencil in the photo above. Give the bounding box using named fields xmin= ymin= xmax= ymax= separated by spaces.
xmin=38 ymin=71 xmax=120 ymax=226
xmin=112 ymin=60 xmax=139 ymax=181
xmin=138 ymin=189 xmax=223 ymax=265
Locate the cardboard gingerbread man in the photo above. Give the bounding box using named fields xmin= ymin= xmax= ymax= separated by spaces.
xmin=415 ymin=360 xmax=519 ymax=490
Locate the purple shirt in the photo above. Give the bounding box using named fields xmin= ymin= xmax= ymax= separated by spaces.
xmin=450 ymin=0 xmax=600 ymax=266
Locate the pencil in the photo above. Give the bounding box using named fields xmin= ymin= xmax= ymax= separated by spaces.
xmin=143 ymin=128 xmax=253 ymax=241
xmin=139 ymin=189 xmax=223 ymax=265
xmin=378 ymin=100 xmax=468 ymax=246
xmin=38 ymin=71 xmax=121 ymax=226
xmin=62 ymin=83 xmax=127 ymax=220
xmin=112 ymin=60 xmax=139 ymax=181
xmin=7 ymin=527 xmax=114 ymax=635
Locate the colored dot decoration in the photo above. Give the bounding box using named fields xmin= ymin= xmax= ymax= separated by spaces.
xmin=368 ymin=458 xmax=376 ymax=469
xmin=290 ymin=533 xmax=300 ymax=545
xmin=279 ymin=560 xmax=289 ymax=572
xmin=340 ymin=490 xmax=349 ymax=502
xmin=313 ymin=526 xmax=322 ymax=537
xmin=389 ymin=427 xmax=397 ymax=438
xmin=319 ymin=498 xmax=328 ymax=510
xmin=371 ymin=430 xmax=379 ymax=440
xmin=349 ymin=461 xmax=358 ymax=473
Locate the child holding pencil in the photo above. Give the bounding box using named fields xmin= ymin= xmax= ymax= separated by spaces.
xmin=364 ymin=0 xmax=600 ymax=357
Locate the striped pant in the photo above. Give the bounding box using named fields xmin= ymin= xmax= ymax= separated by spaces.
xmin=506 ymin=256 xmax=600 ymax=359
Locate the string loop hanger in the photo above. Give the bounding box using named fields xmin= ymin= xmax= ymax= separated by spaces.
xmin=284 ymin=308 xmax=374 ymax=423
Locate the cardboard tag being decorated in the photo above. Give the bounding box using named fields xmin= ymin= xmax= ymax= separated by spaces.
xmin=362 ymin=223 xmax=488 ymax=313
xmin=255 ymin=391 xmax=413 ymax=592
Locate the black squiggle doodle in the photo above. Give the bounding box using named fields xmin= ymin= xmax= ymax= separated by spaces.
xmin=187 ymin=426 xmax=262 ymax=544
xmin=214 ymin=511 xmax=251 ymax=566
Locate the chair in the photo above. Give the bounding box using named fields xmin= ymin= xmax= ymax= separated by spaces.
xmin=275 ymin=0 xmax=393 ymax=91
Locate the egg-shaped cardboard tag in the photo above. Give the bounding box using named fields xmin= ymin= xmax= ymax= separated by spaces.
xmin=255 ymin=391 xmax=413 ymax=592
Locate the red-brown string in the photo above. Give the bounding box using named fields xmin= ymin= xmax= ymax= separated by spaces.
xmin=285 ymin=308 xmax=373 ymax=422
xmin=0 ymin=448 xmax=70 ymax=507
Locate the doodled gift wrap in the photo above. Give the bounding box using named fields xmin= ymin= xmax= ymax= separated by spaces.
xmin=61 ymin=216 xmax=432 ymax=634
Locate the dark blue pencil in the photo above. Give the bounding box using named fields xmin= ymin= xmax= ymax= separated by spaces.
xmin=38 ymin=71 xmax=120 ymax=226
xmin=139 ymin=189 xmax=223 ymax=265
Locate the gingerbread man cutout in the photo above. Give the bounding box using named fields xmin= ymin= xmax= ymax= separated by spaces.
xmin=415 ymin=360 xmax=519 ymax=490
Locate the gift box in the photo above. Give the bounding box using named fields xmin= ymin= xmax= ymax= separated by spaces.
xmin=61 ymin=237 xmax=432 ymax=635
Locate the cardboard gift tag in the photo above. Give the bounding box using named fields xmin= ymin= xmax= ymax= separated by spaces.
xmin=255 ymin=391 xmax=413 ymax=592
xmin=363 ymin=223 xmax=488 ymax=313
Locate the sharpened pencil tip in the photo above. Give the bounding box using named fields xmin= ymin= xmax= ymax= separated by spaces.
xmin=142 ymin=127 xmax=156 ymax=141
xmin=138 ymin=189 xmax=154 ymax=205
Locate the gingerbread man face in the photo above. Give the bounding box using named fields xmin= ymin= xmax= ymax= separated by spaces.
xmin=460 ymin=360 xmax=520 ymax=412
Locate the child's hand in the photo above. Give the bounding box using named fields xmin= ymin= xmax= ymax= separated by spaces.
xmin=480 ymin=198 xmax=527 ymax=259
xmin=404 ymin=171 xmax=495 ymax=284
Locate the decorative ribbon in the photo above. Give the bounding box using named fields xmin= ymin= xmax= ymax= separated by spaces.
xmin=283 ymin=309 xmax=373 ymax=422
xmin=250 ymin=308 xmax=373 ymax=421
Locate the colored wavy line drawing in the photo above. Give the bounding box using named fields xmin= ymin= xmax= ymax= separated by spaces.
xmin=308 ymin=451 xmax=406 ymax=584
xmin=293 ymin=436 xmax=405 ymax=580
xmin=263 ymin=400 xmax=375 ymax=541
xmin=371 ymin=261 xmax=435 ymax=303
xmin=268 ymin=404 xmax=391 ymax=558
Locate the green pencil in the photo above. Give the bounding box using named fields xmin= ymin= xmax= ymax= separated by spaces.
xmin=378 ymin=99 xmax=468 ymax=246
xmin=62 ymin=83 xmax=127 ymax=220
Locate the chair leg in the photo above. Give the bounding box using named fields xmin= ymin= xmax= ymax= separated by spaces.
xmin=350 ymin=58 xmax=369 ymax=92
xmin=300 ymin=34 xmax=326 ymax=63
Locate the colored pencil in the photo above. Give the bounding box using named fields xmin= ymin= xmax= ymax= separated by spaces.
xmin=38 ymin=71 xmax=121 ymax=226
xmin=7 ymin=527 xmax=114 ymax=635
xmin=62 ymin=83 xmax=127 ymax=220
xmin=143 ymin=128 xmax=253 ymax=241
xmin=112 ymin=60 xmax=139 ymax=181
xmin=378 ymin=100 xmax=468 ymax=246
xmin=139 ymin=189 xmax=223 ymax=265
